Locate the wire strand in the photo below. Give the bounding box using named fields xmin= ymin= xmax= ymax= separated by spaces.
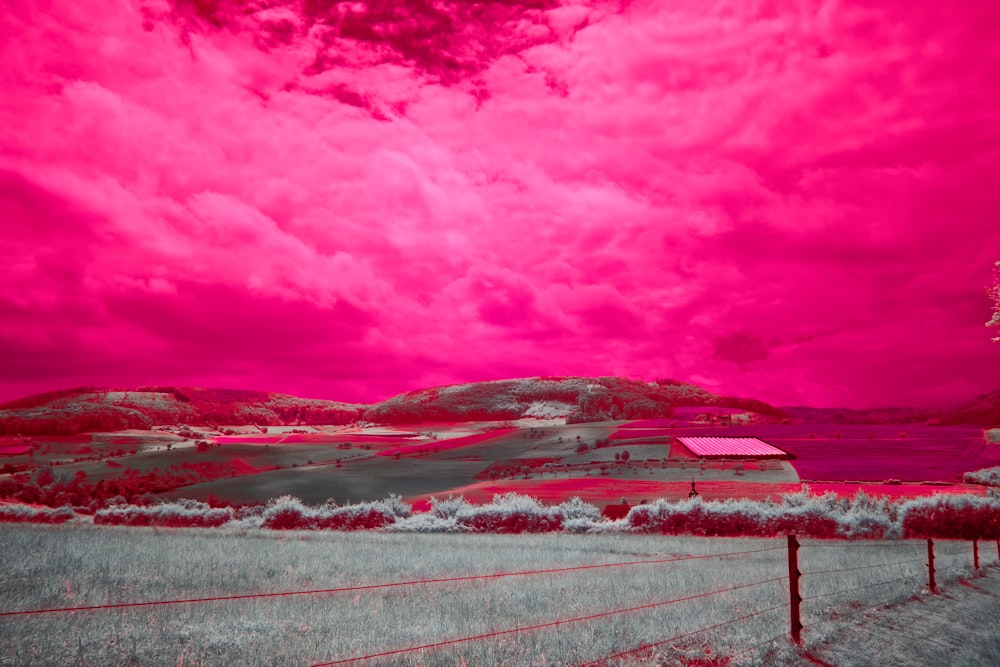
xmin=573 ymin=603 xmax=788 ymax=667
xmin=799 ymin=540 xmax=920 ymax=549
xmin=726 ymin=631 xmax=789 ymax=662
xmin=0 ymin=546 xmax=785 ymax=618
xmin=802 ymin=557 xmax=926 ymax=576
xmin=309 ymin=578 xmax=788 ymax=666
xmin=802 ymin=575 xmax=917 ymax=602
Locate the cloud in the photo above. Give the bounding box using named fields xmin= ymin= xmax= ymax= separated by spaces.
xmin=1 ymin=0 xmax=998 ymax=407
xmin=713 ymin=330 xmax=770 ymax=367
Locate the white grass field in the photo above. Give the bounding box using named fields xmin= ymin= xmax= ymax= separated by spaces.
xmin=1 ymin=525 xmax=997 ymax=666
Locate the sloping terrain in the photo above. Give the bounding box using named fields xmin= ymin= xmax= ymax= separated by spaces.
xmin=782 ymin=389 xmax=1000 ymax=426
xmin=0 ymin=377 xmax=792 ymax=435
xmin=362 ymin=376 xmax=789 ymax=424
xmin=0 ymin=387 xmax=365 ymax=435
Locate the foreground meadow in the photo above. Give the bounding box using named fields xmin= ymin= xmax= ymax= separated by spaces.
xmin=1 ymin=524 xmax=996 ymax=666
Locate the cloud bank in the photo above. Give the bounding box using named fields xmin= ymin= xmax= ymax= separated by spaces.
xmin=1 ymin=0 xmax=998 ymax=407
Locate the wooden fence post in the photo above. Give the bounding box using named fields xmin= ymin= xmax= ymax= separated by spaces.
xmin=973 ymin=539 xmax=979 ymax=570
xmin=788 ymin=534 xmax=802 ymax=644
xmin=927 ymin=539 xmax=936 ymax=593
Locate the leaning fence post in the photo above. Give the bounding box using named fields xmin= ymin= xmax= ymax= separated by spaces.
xmin=927 ymin=539 xmax=936 ymax=593
xmin=973 ymin=539 xmax=979 ymax=570
xmin=788 ymin=534 xmax=802 ymax=644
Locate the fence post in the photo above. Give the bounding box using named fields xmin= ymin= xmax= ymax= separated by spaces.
xmin=973 ymin=539 xmax=979 ymax=570
xmin=788 ymin=534 xmax=802 ymax=644
xmin=927 ymin=539 xmax=936 ymax=593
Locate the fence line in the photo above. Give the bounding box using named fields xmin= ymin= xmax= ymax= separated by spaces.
xmin=309 ymin=578 xmax=787 ymax=667
xmin=572 ymin=604 xmax=788 ymax=667
xmin=799 ymin=539 xmax=918 ymax=549
xmin=0 ymin=545 xmax=784 ymax=618
xmin=3 ymin=535 xmax=994 ymax=665
xmin=801 ymin=556 xmax=926 ymax=576
xmin=307 ymin=537 xmax=995 ymax=666
xmin=801 ymin=575 xmax=918 ymax=602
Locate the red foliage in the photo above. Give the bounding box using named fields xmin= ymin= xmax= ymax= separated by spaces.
xmin=901 ymin=496 xmax=1000 ymax=539
xmin=94 ymin=505 xmax=234 ymax=528
xmin=626 ymin=502 xmax=841 ymax=538
xmin=0 ymin=505 xmax=76 ymax=524
xmin=602 ymin=503 xmax=631 ymax=520
xmin=457 ymin=510 xmax=563 ymax=533
xmin=313 ymin=508 xmax=395 ymax=530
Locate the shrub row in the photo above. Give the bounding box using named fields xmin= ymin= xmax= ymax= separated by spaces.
xmin=3 ymin=491 xmax=999 ymax=538
xmin=95 ymin=500 xmax=235 ymax=528
xmin=260 ymin=495 xmax=411 ymax=530
xmin=0 ymin=504 xmax=76 ymax=524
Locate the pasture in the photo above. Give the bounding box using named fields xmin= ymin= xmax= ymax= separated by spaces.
xmin=3 ymin=420 xmax=998 ymax=508
xmin=1 ymin=523 xmax=997 ymax=666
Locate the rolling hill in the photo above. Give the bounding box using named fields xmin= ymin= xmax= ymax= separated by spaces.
xmin=2 ymin=377 xmax=998 ymax=437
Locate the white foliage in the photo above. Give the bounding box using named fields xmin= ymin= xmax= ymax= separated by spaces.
xmin=523 ymin=400 xmax=575 ymax=418
xmin=430 ymin=495 xmax=472 ymax=518
xmin=555 ymin=496 xmax=602 ymax=522
xmin=964 ymin=466 xmax=1000 ymax=486
xmin=383 ymin=513 xmax=467 ymax=533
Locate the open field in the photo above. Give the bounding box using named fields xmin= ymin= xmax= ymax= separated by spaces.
xmin=3 ymin=420 xmax=998 ymax=509
xmin=1 ymin=523 xmax=998 ymax=666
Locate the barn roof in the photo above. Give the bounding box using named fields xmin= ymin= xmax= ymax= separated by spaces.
xmin=676 ymin=436 xmax=787 ymax=458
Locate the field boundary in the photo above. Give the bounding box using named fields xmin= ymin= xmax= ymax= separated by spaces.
xmin=3 ymin=537 xmax=996 ymax=664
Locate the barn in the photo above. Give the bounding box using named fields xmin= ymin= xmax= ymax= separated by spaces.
xmin=676 ymin=436 xmax=790 ymax=460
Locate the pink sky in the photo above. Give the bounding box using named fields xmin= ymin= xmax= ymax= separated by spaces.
xmin=1 ymin=0 xmax=998 ymax=408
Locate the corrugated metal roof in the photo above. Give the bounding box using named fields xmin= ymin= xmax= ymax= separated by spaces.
xmin=677 ymin=436 xmax=786 ymax=457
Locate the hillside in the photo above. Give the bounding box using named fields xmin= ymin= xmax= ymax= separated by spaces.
xmin=779 ymin=406 xmax=938 ymax=425
xmin=782 ymin=389 xmax=1000 ymax=426
xmin=6 ymin=376 xmax=999 ymax=436
xmin=0 ymin=377 xmax=790 ymax=435
xmin=938 ymin=388 xmax=1000 ymax=426
xmin=362 ymin=376 xmax=789 ymax=424
xmin=0 ymin=387 xmax=364 ymax=436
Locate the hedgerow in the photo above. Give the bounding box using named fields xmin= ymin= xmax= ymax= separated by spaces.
xmin=3 ymin=490 xmax=998 ymax=538
xmin=899 ymin=493 xmax=1000 ymax=539
xmin=95 ymin=499 xmax=235 ymax=528
xmin=0 ymin=504 xmax=76 ymax=524
xmin=260 ymin=495 xmax=411 ymax=530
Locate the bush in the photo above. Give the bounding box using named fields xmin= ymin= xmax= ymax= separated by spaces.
xmin=900 ymin=494 xmax=1000 ymax=539
xmin=260 ymin=495 xmax=410 ymax=531
xmin=964 ymin=466 xmax=1000 ymax=487
xmin=94 ymin=501 xmax=234 ymax=528
xmin=456 ymin=493 xmax=565 ymax=533
xmin=628 ymin=498 xmax=779 ymax=537
xmin=0 ymin=504 xmax=76 ymax=524
xmin=625 ymin=491 xmax=900 ymax=539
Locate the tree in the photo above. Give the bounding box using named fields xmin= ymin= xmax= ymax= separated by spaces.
xmin=988 ymin=260 xmax=1000 ymax=342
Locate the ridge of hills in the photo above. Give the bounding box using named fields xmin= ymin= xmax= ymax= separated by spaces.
xmin=0 ymin=378 xmax=997 ymax=436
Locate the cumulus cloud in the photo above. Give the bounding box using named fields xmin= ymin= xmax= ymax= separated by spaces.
xmin=1 ymin=0 xmax=998 ymax=407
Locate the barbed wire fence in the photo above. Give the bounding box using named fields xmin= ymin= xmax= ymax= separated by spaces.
xmin=1 ymin=537 xmax=996 ymax=665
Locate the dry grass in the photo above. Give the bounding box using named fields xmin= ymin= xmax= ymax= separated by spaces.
xmin=1 ymin=525 xmax=997 ymax=666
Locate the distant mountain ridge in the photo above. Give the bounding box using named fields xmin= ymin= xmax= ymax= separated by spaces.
xmin=1 ymin=378 xmax=997 ymax=435
xmin=363 ymin=376 xmax=787 ymax=424
xmin=781 ymin=389 xmax=1000 ymax=426
xmin=0 ymin=387 xmax=363 ymax=436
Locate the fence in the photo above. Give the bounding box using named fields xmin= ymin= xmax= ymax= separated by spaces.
xmin=1 ymin=537 xmax=996 ymax=665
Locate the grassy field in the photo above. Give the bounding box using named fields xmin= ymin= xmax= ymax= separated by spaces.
xmin=1 ymin=524 xmax=996 ymax=666
xmin=3 ymin=421 xmax=997 ymax=509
